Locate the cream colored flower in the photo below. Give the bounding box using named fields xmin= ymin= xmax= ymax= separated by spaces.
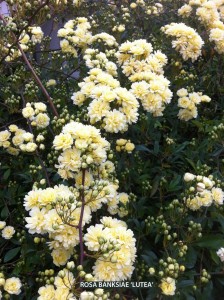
xmin=20 ymin=33 xmax=30 ymax=44
xmin=80 ymin=291 xmax=94 ymax=300
xmin=217 ymin=247 xmax=224 ymax=262
xmin=22 ymin=106 xmax=35 ymax=118
xmin=12 ymin=134 xmax=24 ymax=146
xmin=46 ymin=79 xmax=56 ymax=87
xmin=159 ymin=277 xmax=176 ymax=296
xmin=35 ymin=113 xmax=50 ymax=128
xmin=2 ymin=226 xmax=15 ymax=239
xmin=4 ymin=277 xmax=22 ymax=295
xmin=38 ymin=284 xmax=55 ymax=300
xmin=212 ymin=187 xmax=224 ymax=205
xmin=104 ymin=110 xmax=127 ymax=133
xmin=178 ymin=4 xmax=193 ymax=17
xmin=54 ymin=287 xmax=75 ymax=300
xmin=184 ymin=173 xmax=195 ymax=182
xmin=0 ymin=221 xmax=6 ymax=230
xmin=38 ymin=188 xmax=57 ymax=207
xmin=178 ymin=107 xmax=198 ymax=121
xmin=54 ymin=269 xmax=75 ymax=289
xmin=53 ymin=133 xmax=73 ymax=150
xmin=0 ymin=130 xmax=11 ymax=144
xmin=75 ymin=171 xmax=93 ymax=188
xmin=6 ymin=147 xmax=19 ymax=156
xmin=71 ymin=91 xmax=86 ymax=106
xmin=117 ymin=193 xmax=129 ymax=205
xmin=24 ymin=142 xmax=37 ymax=152
xmin=30 ymin=26 xmax=44 ymax=43
xmin=57 ymin=147 xmax=81 ymax=174
xmin=199 ymin=190 xmax=213 ymax=206
xmin=162 ymin=23 xmax=204 ymax=62
xmin=0 ymin=278 xmax=5 ymax=286
xmin=51 ymin=248 xmax=72 ymax=266
xmin=8 ymin=124 xmax=18 ymax=132
xmin=125 ymin=142 xmax=135 ymax=152
xmin=34 ymin=102 xmax=47 ymax=112
xmin=22 ymin=132 xmax=34 ymax=142
xmin=116 ymin=139 xmax=127 ymax=146
xmin=24 ymin=189 xmax=41 ymax=211
xmin=25 ymin=207 xmax=47 ymax=234
xmin=84 ymin=224 xmax=107 ymax=251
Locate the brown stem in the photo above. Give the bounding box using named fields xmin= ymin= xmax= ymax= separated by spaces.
xmin=78 ymin=169 xmax=86 ymax=266
xmin=0 ymin=13 xmax=59 ymax=117
xmin=33 ymin=62 xmax=80 ymax=81
xmin=0 ymin=0 xmax=50 ymax=64
xmin=17 ymin=43 xmax=59 ymax=117
xmin=0 ymin=118 xmax=25 ymax=130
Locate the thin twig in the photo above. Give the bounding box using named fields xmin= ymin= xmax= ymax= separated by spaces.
xmin=0 ymin=0 xmax=50 ymax=64
xmin=78 ymin=169 xmax=86 ymax=266
xmin=17 ymin=44 xmax=59 ymax=117
xmin=0 ymin=118 xmax=24 ymax=130
xmin=0 ymin=13 xmax=59 ymax=117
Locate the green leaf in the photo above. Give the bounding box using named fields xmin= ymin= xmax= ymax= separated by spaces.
xmin=3 ymin=169 xmax=10 ymax=180
xmin=150 ymin=178 xmax=160 ymax=197
xmin=201 ymin=281 xmax=213 ymax=299
xmin=167 ymin=175 xmax=181 ymax=192
xmin=194 ymin=235 xmax=224 ymax=250
xmin=185 ymin=158 xmax=196 ymax=170
xmin=211 ymin=212 xmax=224 ymax=231
xmin=141 ymin=251 xmax=158 ymax=266
xmin=4 ymin=247 xmax=21 ymax=262
xmin=1 ymin=206 xmax=9 ymax=218
xmin=154 ymin=141 xmax=159 ymax=155
xmin=210 ymin=250 xmax=220 ymax=264
xmin=178 ymin=279 xmax=194 ymax=288
xmin=135 ymin=145 xmax=151 ymax=153
xmin=184 ymin=246 xmax=197 ymax=268
xmin=155 ymin=234 xmax=161 ymax=244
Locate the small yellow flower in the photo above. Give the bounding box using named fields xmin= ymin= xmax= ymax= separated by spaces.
xmin=159 ymin=277 xmax=176 ymax=296
xmin=4 ymin=277 xmax=22 ymax=295
xmin=125 ymin=142 xmax=135 ymax=152
xmin=1 ymin=226 xmax=15 ymax=240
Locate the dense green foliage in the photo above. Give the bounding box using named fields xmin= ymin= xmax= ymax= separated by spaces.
xmin=0 ymin=0 xmax=224 ymax=299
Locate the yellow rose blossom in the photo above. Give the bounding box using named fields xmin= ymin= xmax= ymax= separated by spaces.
xmin=1 ymin=226 xmax=15 ymax=239
xmin=75 ymin=171 xmax=93 ymax=188
xmin=116 ymin=139 xmax=127 ymax=146
xmin=125 ymin=142 xmax=135 ymax=152
xmin=8 ymin=124 xmax=18 ymax=132
xmin=159 ymin=277 xmax=176 ymax=296
xmin=51 ymin=248 xmax=72 ymax=266
xmin=46 ymin=79 xmax=56 ymax=87
xmin=104 ymin=110 xmax=127 ymax=133
xmin=22 ymin=106 xmax=35 ymax=118
xmin=53 ymin=133 xmax=73 ymax=150
xmin=24 ymin=142 xmax=37 ymax=152
xmin=0 ymin=130 xmax=11 ymax=145
xmin=37 ymin=284 xmax=55 ymax=300
xmin=35 ymin=113 xmax=50 ymax=128
xmin=0 ymin=221 xmax=6 ymax=230
xmin=6 ymin=147 xmax=19 ymax=156
xmin=34 ymin=102 xmax=47 ymax=112
xmin=4 ymin=277 xmax=22 ymax=295
xmin=25 ymin=207 xmax=47 ymax=234
xmin=54 ymin=269 xmax=75 ymax=289
xmin=12 ymin=134 xmax=24 ymax=146
xmin=212 ymin=187 xmax=224 ymax=205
